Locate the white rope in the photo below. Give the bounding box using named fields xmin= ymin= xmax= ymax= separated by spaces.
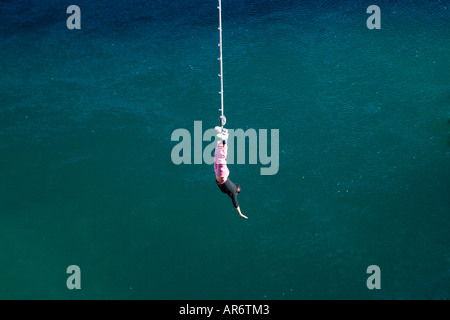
xmin=218 ymin=0 xmax=224 ymax=120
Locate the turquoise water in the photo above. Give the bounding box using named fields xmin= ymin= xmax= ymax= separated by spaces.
xmin=0 ymin=0 xmax=449 ymax=299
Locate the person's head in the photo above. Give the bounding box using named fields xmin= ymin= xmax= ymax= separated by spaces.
xmin=236 ymin=184 xmax=241 ymax=194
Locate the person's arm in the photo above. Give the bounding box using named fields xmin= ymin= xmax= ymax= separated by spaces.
xmin=230 ymin=191 xmax=247 ymax=219
xmin=236 ymin=206 xmax=248 ymax=219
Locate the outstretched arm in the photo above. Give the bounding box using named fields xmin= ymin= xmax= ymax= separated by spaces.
xmin=236 ymin=206 xmax=248 ymax=219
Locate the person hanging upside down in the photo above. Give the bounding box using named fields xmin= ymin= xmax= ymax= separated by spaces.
xmin=214 ymin=126 xmax=248 ymax=219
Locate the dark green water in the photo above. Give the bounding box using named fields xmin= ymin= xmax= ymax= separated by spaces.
xmin=0 ymin=0 xmax=449 ymax=299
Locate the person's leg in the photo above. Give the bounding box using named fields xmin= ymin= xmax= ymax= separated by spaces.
xmin=215 ymin=127 xmax=228 ymax=145
xmin=214 ymin=140 xmax=230 ymax=181
xmin=214 ymin=140 xmax=227 ymax=163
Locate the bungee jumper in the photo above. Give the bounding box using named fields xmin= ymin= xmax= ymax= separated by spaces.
xmin=213 ymin=0 xmax=247 ymax=219
xmin=214 ymin=127 xmax=247 ymax=219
